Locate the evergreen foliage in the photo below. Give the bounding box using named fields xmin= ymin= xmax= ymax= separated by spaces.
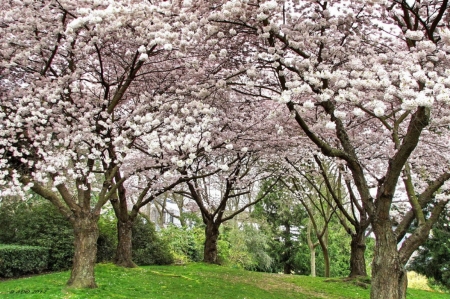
xmin=0 ymin=197 xmax=173 ymax=271
xmin=132 ymin=216 xmax=174 ymax=265
xmin=0 ymin=245 xmax=49 ymax=278
xmin=408 ymin=207 xmax=450 ymax=289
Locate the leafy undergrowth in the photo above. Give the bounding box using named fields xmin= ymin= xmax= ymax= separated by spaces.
xmin=0 ymin=263 xmax=447 ymax=299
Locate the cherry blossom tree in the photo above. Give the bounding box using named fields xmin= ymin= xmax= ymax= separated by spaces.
xmin=111 ymin=97 xmax=219 ymax=267
xmin=311 ymin=156 xmax=370 ymax=278
xmin=178 ymin=151 xmax=279 ymax=264
xmin=0 ymin=0 xmax=211 ymax=287
xmin=204 ymin=0 xmax=450 ymax=298
xmin=169 ymin=94 xmax=290 ymax=263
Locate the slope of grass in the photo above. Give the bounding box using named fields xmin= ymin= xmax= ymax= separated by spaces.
xmin=0 ymin=263 xmax=447 ymax=299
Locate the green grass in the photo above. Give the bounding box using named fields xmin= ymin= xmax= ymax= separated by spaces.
xmin=0 ymin=263 xmax=448 ymax=299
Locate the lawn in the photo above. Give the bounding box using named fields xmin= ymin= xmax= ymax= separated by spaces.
xmin=0 ymin=263 xmax=447 ymax=299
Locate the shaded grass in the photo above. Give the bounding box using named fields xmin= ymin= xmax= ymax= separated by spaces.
xmin=0 ymin=263 xmax=448 ymax=299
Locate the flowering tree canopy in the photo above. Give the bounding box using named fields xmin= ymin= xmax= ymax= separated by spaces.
xmin=1 ymin=1 xmax=449 ymax=298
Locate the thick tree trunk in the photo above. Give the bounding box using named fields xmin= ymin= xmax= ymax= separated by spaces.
xmin=114 ymin=219 xmax=137 ymax=268
xmin=371 ymin=221 xmax=406 ymax=299
xmin=67 ymin=216 xmax=99 ymax=288
xmin=349 ymin=231 xmax=367 ymax=277
xmin=203 ymin=222 xmax=220 ymax=264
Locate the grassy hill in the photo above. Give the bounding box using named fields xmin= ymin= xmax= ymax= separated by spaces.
xmin=0 ymin=263 xmax=447 ymax=299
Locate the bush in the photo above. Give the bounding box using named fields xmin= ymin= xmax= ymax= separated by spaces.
xmin=0 ymin=198 xmax=74 ymax=271
xmin=0 ymin=197 xmax=174 ymax=270
xmin=97 ymin=212 xmax=117 ymax=263
xmin=132 ymin=216 xmax=173 ymax=265
xmin=0 ymin=197 xmax=119 ymax=271
xmin=0 ymin=245 xmax=49 ymax=278
xmin=159 ymin=225 xmax=204 ymax=264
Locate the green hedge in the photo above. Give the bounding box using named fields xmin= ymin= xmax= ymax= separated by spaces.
xmin=0 ymin=245 xmax=49 ymax=278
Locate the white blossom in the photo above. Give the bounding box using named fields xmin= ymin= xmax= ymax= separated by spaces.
xmin=325 ymin=122 xmax=336 ymax=130
xmin=164 ymin=43 xmax=173 ymax=51
xmin=138 ymin=45 xmax=147 ymax=53
xmin=219 ymin=49 xmax=228 ymax=57
xmin=334 ymin=110 xmax=347 ymax=119
xmin=219 ymin=164 xmax=229 ymax=171
xmin=415 ymin=92 xmax=434 ymax=107
xmin=374 ymin=107 xmax=385 ymax=117
xmin=405 ymin=30 xmax=424 ymax=41
xmin=303 ymin=100 xmax=315 ymax=109
xmin=138 ymin=53 xmax=149 ymax=61
xmin=373 ymin=101 xmax=387 ymax=117
xmin=278 ymin=91 xmax=291 ymax=103
xmin=353 ymin=108 xmax=365 ymax=117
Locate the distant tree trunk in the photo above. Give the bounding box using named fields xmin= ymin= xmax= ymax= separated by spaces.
xmin=318 ymin=237 xmax=330 ymax=277
xmin=114 ymin=219 xmax=136 ymax=268
xmin=204 ymin=221 xmax=220 ymax=264
xmin=371 ymin=220 xmax=406 ymax=299
xmin=67 ymin=215 xmax=99 ymax=288
xmin=349 ymin=230 xmax=367 ymax=277
xmin=283 ymin=222 xmax=293 ymax=274
xmin=307 ymin=219 xmax=317 ymax=277
xmin=310 ymin=247 xmax=316 ymax=277
xmin=110 ymin=178 xmax=138 ymax=268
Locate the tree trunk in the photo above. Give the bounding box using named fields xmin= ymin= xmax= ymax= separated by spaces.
xmin=284 ymin=261 xmax=292 ymax=275
xmin=114 ymin=219 xmax=137 ymax=268
xmin=283 ymin=223 xmax=292 ymax=274
xmin=310 ymin=247 xmax=316 ymax=277
xmin=67 ymin=216 xmax=99 ymax=288
xmin=307 ymin=219 xmax=317 ymax=277
xmin=349 ymin=231 xmax=367 ymax=277
xmin=371 ymin=221 xmax=405 ymax=299
xmin=320 ymin=241 xmax=330 ymax=277
xmin=203 ymin=221 xmax=220 ymax=264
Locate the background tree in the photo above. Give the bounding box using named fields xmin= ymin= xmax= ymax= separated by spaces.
xmin=408 ymin=205 xmax=450 ymax=289
xmin=178 ymin=153 xmax=279 ymax=264
xmin=287 ymin=156 xmax=370 ymax=277
xmin=205 ymin=1 xmax=450 ymax=298
xmin=0 ymin=0 xmax=198 ymax=286
xmin=253 ymin=179 xmax=307 ymax=274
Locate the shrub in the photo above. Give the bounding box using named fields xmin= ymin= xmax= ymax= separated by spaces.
xmin=159 ymin=225 xmax=204 ymax=264
xmin=0 ymin=198 xmax=74 ymax=271
xmin=0 ymin=197 xmax=119 ymax=271
xmin=0 ymin=245 xmax=49 ymax=278
xmin=132 ymin=216 xmax=173 ymax=265
xmin=97 ymin=212 xmax=118 ymax=263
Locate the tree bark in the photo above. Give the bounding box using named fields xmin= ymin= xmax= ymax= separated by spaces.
xmin=203 ymin=221 xmax=220 ymax=264
xmin=310 ymin=247 xmax=316 ymax=277
xmin=113 ymin=219 xmax=137 ymax=268
xmin=349 ymin=231 xmax=367 ymax=277
xmin=371 ymin=220 xmax=405 ymax=299
xmin=283 ymin=223 xmax=293 ymax=274
xmin=321 ymin=242 xmax=330 ymax=278
xmin=67 ymin=215 xmax=99 ymax=288
xmin=307 ymin=220 xmax=317 ymax=277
